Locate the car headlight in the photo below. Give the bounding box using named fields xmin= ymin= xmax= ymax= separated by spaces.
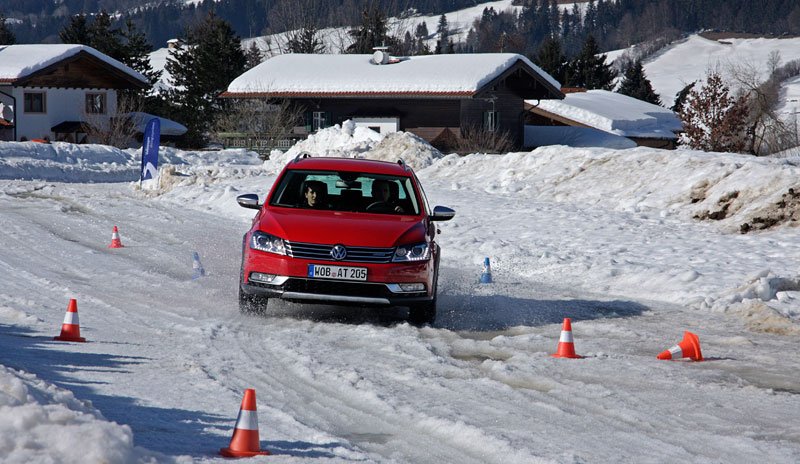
xmin=392 ymin=242 xmax=430 ymax=262
xmin=250 ymin=231 xmax=287 ymax=255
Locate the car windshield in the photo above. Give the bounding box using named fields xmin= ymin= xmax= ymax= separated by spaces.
xmin=269 ymin=170 xmax=420 ymax=215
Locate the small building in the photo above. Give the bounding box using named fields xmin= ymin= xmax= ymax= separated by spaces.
xmin=0 ymin=44 xmax=149 ymax=143
xmin=220 ymin=52 xmax=563 ymax=151
xmin=525 ymin=89 xmax=683 ymax=149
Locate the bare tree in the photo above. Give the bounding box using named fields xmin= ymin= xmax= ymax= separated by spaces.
xmin=214 ymin=94 xmax=304 ymax=159
xmin=455 ymin=125 xmax=513 ymax=155
xmin=327 ymin=27 xmax=355 ymax=53
xmin=84 ymin=94 xmax=142 ymax=148
xmin=728 ymin=55 xmax=800 ymax=155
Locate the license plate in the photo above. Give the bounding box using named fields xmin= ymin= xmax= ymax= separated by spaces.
xmin=307 ymin=264 xmax=367 ymax=281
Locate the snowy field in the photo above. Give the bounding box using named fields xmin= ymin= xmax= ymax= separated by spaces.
xmin=630 ymin=35 xmax=800 ymax=117
xmin=1 ymin=124 xmax=799 ymax=463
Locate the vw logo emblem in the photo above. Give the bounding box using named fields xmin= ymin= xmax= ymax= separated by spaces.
xmin=330 ymin=244 xmax=347 ymax=261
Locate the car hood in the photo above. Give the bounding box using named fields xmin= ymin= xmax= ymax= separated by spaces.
xmin=260 ymin=208 xmax=427 ymax=247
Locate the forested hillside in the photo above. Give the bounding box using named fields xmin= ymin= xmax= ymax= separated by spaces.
xmin=3 ymin=0 xmax=479 ymax=46
xmin=2 ymin=0 xmax=799 ymax=50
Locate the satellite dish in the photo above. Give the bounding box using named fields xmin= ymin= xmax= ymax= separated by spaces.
xmin=372 ymin=50 xmax=389 ymax=65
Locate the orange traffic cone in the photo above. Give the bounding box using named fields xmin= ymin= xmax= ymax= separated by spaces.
xmin=108 ymin=226 xmax=124 ymax=248
xmin=53 ymin=299 xmax=86 ymax=342
xmin=657 ymin=331 xmax=703 ymax=361
xmin=220 ymin=389 xmax=270 ymax=457
xmin=551 ymin=318 xmax=582 ymax=359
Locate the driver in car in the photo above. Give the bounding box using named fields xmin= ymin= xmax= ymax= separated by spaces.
xmin=302 ymin=180 xmax=330 ymax=209
xmin=371 ymin=179 xmax=404 ymax=213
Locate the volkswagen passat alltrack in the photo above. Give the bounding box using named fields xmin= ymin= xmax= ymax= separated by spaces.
xmin=236 ymin=155 xmax=455 ymax=325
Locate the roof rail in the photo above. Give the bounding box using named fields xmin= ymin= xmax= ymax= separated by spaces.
xmin=397 ymin=159 xmax=410 ymax=171
xmin=293 ymin=152 xmax=311 ymax=163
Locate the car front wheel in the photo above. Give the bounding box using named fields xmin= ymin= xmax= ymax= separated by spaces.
xmin=239 ymin=287 xmax=268 ymax=315
xmin=409 ymin=249 xmax=439 ymax=326
xmin=408 ymin=298 xmax=436 ymax=326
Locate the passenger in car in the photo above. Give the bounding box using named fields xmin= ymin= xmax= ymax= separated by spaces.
xmin=301 ymin=181 xmax=330 ymax=209
xmin=371 ymin=179 xmax=405 ymax=213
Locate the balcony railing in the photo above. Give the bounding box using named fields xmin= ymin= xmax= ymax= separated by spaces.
xmin=215 ymin=132 xmax=307 ymax=159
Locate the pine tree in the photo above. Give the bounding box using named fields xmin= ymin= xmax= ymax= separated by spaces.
xmin=671 ymin=82 xmax=695 ymax=113
xmin=415 ymin=21 xmax=428 ymax=40
xmin=60 ymin=14 xmax=91 ymax=45
xmin=166 ymin=11 xmax=247 ymax=147
xmin=286 ymin=23 xmax=325 ymax=54
xmin=678 ymin=72 xmax=749 ymax=153
xmin=415 ymin=36 xmax=431 ymax=55
xmin=535 ymin=36 xmax=566 ymax=84
xmin=434 ymin=14 xmax=449 ymax=54
xmin=548 ymin=0 xmax=561 ymax=38
xmin=346 ymin=7 xmax=395 ymax=54
xmin=0 ymin=13 xmax=16 ymax=45
xmin=121 ymin=18 xmax=161 ymax=86
xmin=60 ymin=11 xmax=126 ymax=61
xmin=566 ymin=35 xmax=616 ymax=90
xmin=88 ymin=10 xmax=125 ymax=61
xmin=411 ymin=21 xmax=430 ymax=55
xmin=617 ymin=60 xmax=661 ymax=105
xmin=244 ymin=42 xmax=264 ymax=69
xmin=120 ymin=18 xmax=162 ymax=112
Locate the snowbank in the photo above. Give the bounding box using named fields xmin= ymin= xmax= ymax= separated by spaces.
xmin=0 ymin=141 xmax=138 ymax=182
xmin=421 ymin=146 xmax=800 ymax=233
xmin=0 ymin=365 xmax=173 ymax=463
xmin=266 ymin=121 xmax=442 ymax=172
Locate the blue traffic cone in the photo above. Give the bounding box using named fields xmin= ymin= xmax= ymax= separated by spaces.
xmin=192 ymin=251 xmax=206 ymax=280
xmin=479 ymin=257 xmax=492 ymax=284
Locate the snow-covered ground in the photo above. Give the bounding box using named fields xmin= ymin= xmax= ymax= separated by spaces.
xmin=1 ymin=124 xmax=799 ymax=463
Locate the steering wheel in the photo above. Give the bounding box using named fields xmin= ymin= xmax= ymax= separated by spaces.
xmin=366 ymin=201 xmax=389 ymax=212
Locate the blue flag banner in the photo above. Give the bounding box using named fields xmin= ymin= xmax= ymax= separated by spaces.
xmin=140 ymin=118 xmax=161 ymax=182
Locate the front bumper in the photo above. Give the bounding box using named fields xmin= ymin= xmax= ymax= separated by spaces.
xmin=242 ymin=275 xmax=432 ymax=307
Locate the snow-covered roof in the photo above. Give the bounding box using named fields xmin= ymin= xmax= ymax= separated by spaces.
xmin=224 ymin=53 xmax=561 ymax=97
xmin=0 ymin=44 xmax=148 ymax=85
xmin=528 ymin=89 xmax=682 ymax=139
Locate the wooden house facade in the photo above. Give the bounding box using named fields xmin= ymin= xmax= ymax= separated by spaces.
xmin=221 ymin=53 xmax=563 ymax=152
xmin=0 ymin=45 xmax=148 ymax=143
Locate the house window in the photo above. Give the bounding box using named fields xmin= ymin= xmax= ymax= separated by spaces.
xmin=85 ymin=93 xmax=106 ymax=114
xmin=483 ymin=111 xmax=499 ymax=132
xmin=23 ymin=92 xmax=46 ymax=113
xmin=312 ymin=111 xmax=329 ymax=131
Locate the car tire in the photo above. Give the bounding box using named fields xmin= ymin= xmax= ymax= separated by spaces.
xmin=239 ymin=287 xmax=268 ymax=315
xmin=408 ymin=247 xmax=439 ymax=326
xmin=408 ymin=298 xmax=436 ymax=326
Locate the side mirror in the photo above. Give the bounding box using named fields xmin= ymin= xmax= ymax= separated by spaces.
xmin=430 ymin=205 xmax=455 ymax=221
xmin=237 ymin=194 xmax=261 ymax=210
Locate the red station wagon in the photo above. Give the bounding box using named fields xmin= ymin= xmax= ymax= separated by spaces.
xmin=236 ymin=155 xmax=455 ymax=325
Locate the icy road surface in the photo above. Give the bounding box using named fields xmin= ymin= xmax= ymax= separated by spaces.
xmin=1 ymin=176 xmax=799 ymax=463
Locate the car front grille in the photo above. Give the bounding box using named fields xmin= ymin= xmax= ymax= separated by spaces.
xmin=285 ymin=241 xmax=395 ymax=263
